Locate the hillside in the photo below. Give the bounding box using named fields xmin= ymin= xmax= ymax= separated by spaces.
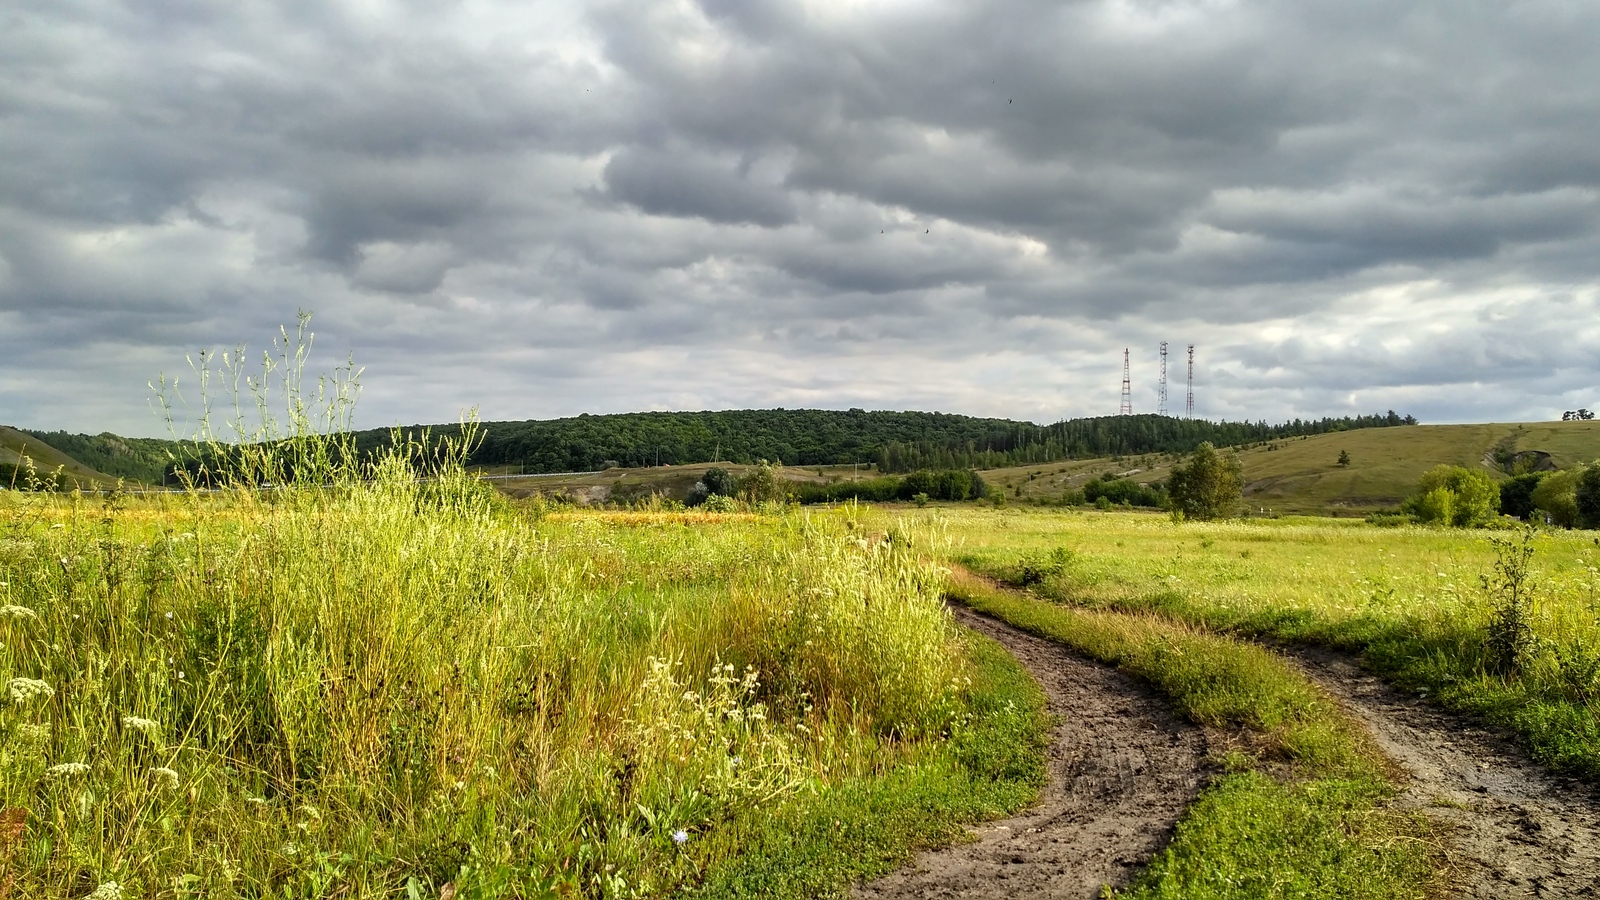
xmin=15 ymin=429 xmax=179 ymax=485
xmin=979 ymin=421 xmax=1600 ymax=515
xmin=0 ymin=426 xmax=122 ymax=488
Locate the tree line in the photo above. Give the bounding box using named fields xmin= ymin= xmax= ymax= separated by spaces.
xmin=20 ymin=407 xmax=1416 ymax=486
xmin=874 ymin=411 xmax=1415 ymax=472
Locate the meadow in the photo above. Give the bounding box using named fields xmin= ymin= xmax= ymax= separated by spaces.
xmin=0 ymin=463 xmax=1049 ymax=899
xmin=937 ymin=506 xmax=1600 ymax=778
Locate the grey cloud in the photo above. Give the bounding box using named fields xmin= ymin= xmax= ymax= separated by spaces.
xmin=603 ymin=148 xmax=797 ymax=227
xmin=3 ymin=0 xmax=1600 ymax=435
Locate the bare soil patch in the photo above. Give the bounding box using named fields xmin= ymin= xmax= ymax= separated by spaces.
xmin=1289 ymin=648 xmax=1600 ymax=898
xmin=854 ymin=604 xmax=1214 ymax=899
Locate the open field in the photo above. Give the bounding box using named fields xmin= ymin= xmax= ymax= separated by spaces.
xmin=936 ymin=507 xmax=1600 ymax=779
xmin=977 ymin=421 xmax=1600 ymax=515
xmin=0 ymin=475 xmax=1054 ymax=898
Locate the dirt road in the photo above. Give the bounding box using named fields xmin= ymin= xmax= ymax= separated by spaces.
xmin=1289 ymin=649 xmax=1600 ymax=898
xmin=853 ymin=604 xmax=1214 ymax=899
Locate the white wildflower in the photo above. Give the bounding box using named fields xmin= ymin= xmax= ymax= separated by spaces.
xmin=45 ymin=762 xmax=90 ymax=779
xmin=152 ymin=767 xmax=180 ymax=791
xmin=122 ymin=716 xmax=164 ymax=748
xmin=7 ymin=677 xmax=53 ymax=705
xmin=671 ymin=828 xmax=689 ymax=845
xmin=17 ymin=724 xmax=49 ymax=743
xmin=0 ymin=605 xmax=36 ymax=621
xmin=85 ymin=883 xmax=123 ymax=900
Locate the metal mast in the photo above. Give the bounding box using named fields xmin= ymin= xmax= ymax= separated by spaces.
xmin=1119 ymin=348 xmax=1132 ymax=415
xmin=1185 ymin=344 xmax=1195 ymax=418
xmin=1157 ymin=342 xmax=1169 ymax=417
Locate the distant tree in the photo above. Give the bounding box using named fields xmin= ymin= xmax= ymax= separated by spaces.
xmin=702 ymin=466 xmax=738 ymax=497
xmin=1532 ymin=470 xmax=1581 ymax=527
xmin=1403 ymin=465 xmax=1498 ymax=527
xmin=1576 ymin=463 xmax=1600 ymax=529
xmin=1563 ymin=409 xmax=1595 ymax=421
xmin=1499 ymin=472 xmax=1547 ymax=520
xmin=1166 ymin=442 xmax=1243 ymax=521
xmin=738 ymin=460 xmax=787 ymax=504
xmin=1337 ymin=449 xmax=1351 ymax=467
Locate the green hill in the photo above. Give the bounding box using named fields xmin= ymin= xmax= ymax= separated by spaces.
xmin=0 ymin=426 xmax=123 ymax=489
xmin=980 ymin=421 xmax=1600 ymax=515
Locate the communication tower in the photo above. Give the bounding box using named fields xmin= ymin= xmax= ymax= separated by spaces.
xmin=1119 ymin=348 xmax=1132 ymax=415
xmin=1157 ymin=342 xmax=1169 ymax=417
xmin=1185 ymin=345 xmax=1195 ymax=419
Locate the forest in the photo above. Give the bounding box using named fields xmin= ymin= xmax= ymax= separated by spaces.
xmin=22 ymin=408 xmax=1415 ymax=484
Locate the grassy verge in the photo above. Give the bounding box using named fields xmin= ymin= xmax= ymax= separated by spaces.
xmin=688 ymin=632 xmax=1047 ymax=898
xmin=946 ymin=569 xmax=1442 ymax=900
xmin=942 ymin=508 xmax=1600 ymax=781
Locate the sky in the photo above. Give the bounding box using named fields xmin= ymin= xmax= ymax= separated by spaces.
xmin=3 ymin=0 xmax=1599 ymax=438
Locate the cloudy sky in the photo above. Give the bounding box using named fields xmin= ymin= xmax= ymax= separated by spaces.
xmin=3 ymin=0 xmax=1599 ymax=437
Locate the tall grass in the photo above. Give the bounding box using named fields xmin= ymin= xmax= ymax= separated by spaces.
xmin=0 ymin=327 xmax=976 ymax=898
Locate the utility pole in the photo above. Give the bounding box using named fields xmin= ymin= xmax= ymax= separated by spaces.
xmin=1119 ymin=348 xmax=1133 ymax=415
xmin=1185 ymin=345 xmax=1195 ymax=419
xmin=1157 ymin=342 xmax=1169 ymax=417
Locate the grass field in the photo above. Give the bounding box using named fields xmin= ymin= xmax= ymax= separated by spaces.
xmin=938 ymin=506 xmax=1600 ymax=778
xmin=977 ymin=421 xmax=1600 ymax=515
xmin=0 ymin=467 xmax=1053 ymax=898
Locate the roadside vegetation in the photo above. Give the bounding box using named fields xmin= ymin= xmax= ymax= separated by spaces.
xmin=943 ymin=507 xmax=1600 ymax=780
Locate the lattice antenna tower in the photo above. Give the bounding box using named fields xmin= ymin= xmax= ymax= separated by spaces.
xmin=1185 ymin=344 xmax=1195 ymax=419
xmin=1157 ymin=342 xmax=1169 ymax=417
xmin=1119 ymin=348 xmax=1132 ymax=415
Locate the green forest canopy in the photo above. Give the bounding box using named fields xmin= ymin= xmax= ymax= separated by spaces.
xmin=24 ymin=409 xmax=1416 ymax=484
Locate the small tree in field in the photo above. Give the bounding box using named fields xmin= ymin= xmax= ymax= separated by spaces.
xmin=1337 ymin=449 xmax=1351 ymax=467
xmin=1167 ymin=442 xmax=1243 ymax=521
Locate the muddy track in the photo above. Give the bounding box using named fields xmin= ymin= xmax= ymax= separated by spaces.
xmin=854 ymin=604 xmax=1214 ymax=899
xmin=1287 ymin=648 xmax=1600 ymax=898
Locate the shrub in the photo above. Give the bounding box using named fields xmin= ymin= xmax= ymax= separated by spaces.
xmin=1500 ymin=472 xmax=1548 ymax=520
xmin=1403 ymin=465 xmax=1498 ymax=527
xmin=1576 ymin=464 xmax=1600 ymax=530
xmin=1532 ymin=470 xmax=1581 ymax=527
xmin=1082 ymin=476 xmax=1165 ymax=508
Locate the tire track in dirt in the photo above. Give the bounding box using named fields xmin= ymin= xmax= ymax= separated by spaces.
xmin=1288 ymin=649 xmax=1600 ymax=898
xmin=853 ymin=603 xmax=1214 ymax=900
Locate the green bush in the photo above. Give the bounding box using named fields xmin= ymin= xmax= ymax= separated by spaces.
xmin=1500 ymin=472 xmax=1547 ymax=520
xmin=1402 ymin=464 xmax=1498 ymax=527
xmin=1577 ymin=464 xmax=1600 ymax=530
xmin=1083 ymin=477 xmax=1166 ymax=508
xmin=1532 ymin=470 xmax=1581 ymax=527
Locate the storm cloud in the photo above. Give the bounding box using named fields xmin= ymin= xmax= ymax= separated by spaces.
xmin=2 ymin=0 xmax=1598 ymax=435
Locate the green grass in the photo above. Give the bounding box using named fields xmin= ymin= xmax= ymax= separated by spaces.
xmin=978 ymin=421 xmax=1600 ymax=515
xmin=945 ymin=570 xmax=1440 ymax=900
xmin=0 ymin=463 xmax=1048 ymax=898
xmin=939 ymin=506 xmax=1600 ymax=780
